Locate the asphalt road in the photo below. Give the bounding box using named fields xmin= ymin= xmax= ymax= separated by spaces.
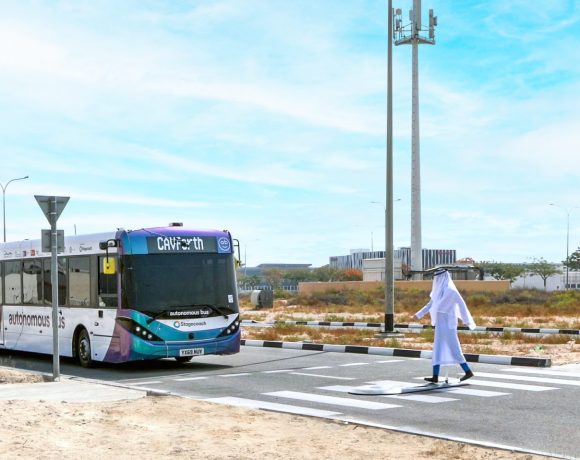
xmin=2 ymin=347 xmax=579 ymax=459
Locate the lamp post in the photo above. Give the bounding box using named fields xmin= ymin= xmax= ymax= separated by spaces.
xmin=549 ymin=203 xmax=579 ymax=289
xmin=1 ymin=175 xmax=29 ymax=242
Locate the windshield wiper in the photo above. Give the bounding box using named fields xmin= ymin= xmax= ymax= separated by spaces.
xmin=146 ymin=310 xmax=172 ymax=324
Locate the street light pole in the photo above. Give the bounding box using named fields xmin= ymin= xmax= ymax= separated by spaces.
xmin=1 ymin=175 xmax=30 ymax=242
xmin=549 ymin=203 xmax=579 ymax=289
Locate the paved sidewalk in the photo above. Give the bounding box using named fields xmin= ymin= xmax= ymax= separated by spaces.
xmin=0 ymin=377 xmax=148 ymax=402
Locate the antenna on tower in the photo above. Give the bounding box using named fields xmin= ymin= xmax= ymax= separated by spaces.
xmin=393 ymin=1 xmax=437 ymax=45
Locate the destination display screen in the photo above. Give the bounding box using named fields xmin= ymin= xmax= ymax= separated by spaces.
xmin=146 ymin=235 xmax=231 ymax=254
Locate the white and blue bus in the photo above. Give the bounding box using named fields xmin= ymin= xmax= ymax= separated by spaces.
xmin=0 ymin=224 xmax=241 ymax=366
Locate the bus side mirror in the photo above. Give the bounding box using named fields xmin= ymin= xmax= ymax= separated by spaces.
xmin=103 ymin=257 xmax=116 ymax=275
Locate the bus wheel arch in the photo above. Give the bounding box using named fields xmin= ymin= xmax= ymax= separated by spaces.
xmin=74 ymin=326 xmax=94 ymax=368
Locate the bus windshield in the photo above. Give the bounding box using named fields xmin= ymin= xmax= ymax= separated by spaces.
xmin=121 ymin=253 xmax=238 ymax=315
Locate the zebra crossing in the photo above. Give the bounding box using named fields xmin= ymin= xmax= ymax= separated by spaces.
xmin=198 ymin=367 xmax=579 ymax=418
xmin=121 ymin=358 xmax=580 ymax=421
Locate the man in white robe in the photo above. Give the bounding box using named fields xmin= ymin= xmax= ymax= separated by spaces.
xmin=415 ymin=270 xmax=475 ymax=383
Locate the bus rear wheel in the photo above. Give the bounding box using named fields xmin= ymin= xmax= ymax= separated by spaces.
xmin=77 ymin=329 xmax=94 ymax=368
xmin=175 ymin=356 xmax=193 ymax=363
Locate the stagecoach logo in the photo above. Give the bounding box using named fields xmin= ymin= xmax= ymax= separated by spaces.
xmin=217 ymin=237 xmax=231 ymax=252
xmin=173 ymin=320 xmax=207 ymax=329
xmin=79 ymin=244 xmax=93 ymax=252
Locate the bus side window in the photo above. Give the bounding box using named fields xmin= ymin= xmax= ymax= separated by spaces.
xmin=69 ymin=256 xmax=91 ymax=307
xmin=42 ymin=258 xmax=68 ymax=306
xmin=4 ymin=260 xmax=22 ymax=304
xmin=98 ymin=256 xmax=118 ymax=307
xmin=22 ymin=259 xmax=42 ymax=305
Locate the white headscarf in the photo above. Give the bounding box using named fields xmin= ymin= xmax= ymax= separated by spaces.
xmin=417 ymin=271 xmax=476 ymax=330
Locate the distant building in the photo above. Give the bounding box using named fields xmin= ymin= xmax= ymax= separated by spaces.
xmin=330 ymin=247 xmax=456 ymax=271
xmin=362 ymin=258 xmax=404 ymax=281
xmin=512 ymin=266 xmax=580 ymax=291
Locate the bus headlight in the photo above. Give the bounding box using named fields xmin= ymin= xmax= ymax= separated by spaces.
xmin=218 ymin=315 xmax=241 ymax=338
xmin=116 ymin=317 xmax=162 ymax=342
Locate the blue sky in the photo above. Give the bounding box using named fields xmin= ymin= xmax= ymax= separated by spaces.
xmin=1 ymin=0 xmax=579 ymax=267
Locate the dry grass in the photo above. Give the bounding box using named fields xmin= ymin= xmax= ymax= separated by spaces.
xmin=240 ymin=288 xmax=580 ymax=364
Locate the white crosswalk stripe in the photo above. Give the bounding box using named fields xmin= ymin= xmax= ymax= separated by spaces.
xmin=444 ymin=387 xmax=510 ymax=397
xmin=407 ymin=376 xmax=558 ymax=392
xmin=205 ymin=397 xmax=342 ymax=417
xmin=290 ymin=372 xmax=356 ymax=380
xmin=265 ymin=390 xmax=401 ymax=410
xmin=443 ymin=378 xmax=556 ymax=392
xmin=501 ymin=368 xmax=580 ymax=379
xmin=475 ymin=371 xmax=580 ymax=387
xmin=318 ymin=385 xmax=459 ymax=403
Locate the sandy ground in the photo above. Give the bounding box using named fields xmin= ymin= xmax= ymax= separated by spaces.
xmin=0 ymin=369 xmax=547 ymax=460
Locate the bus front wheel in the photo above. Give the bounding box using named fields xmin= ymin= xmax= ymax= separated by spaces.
xmin=77 ymin=329 xmax=94 ymax=368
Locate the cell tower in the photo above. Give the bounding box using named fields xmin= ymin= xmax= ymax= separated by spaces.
xmin=393 ymin=1 xmax=437 ymax=276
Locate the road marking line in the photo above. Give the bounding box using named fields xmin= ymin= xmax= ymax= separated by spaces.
xmin=290 ymin=372 xmax=356 ymax=380
xmin=204 ymin=397 xmax=341 ymax=417
xmin=369 ymin=380 xmax=423 ymax=388
xmin=339 ymin=363 xmax=369 ymax=367
xmin=501 ymin=368 xmax=580 ymax=378
xmin=318 ymin=385 xmax=457 ymax=403
xmin=218 ymin=373 xmax=251 ymax=378
xmin=475 ymin=371 xmax=580 ymax=386
xmin=173 ymin=377 xmax=208 ymax=381
xmin=410 ymin=377 xmax=557 ymax=392
xmin=375 ymin=360 xmax=405 ymax=364
xmin=265 ymin=391 xmax=401 ymax=410
xmin=302 ymin=366 xmax=332 ymax=370
xmin=442 ymin=379 xmax=556 ymax=392
xmin=445 ymin=388 xmax=510 ymax=397
xmin=262 ymin=369 xmax=294 ymax=374
xmin=129 ymin=381 xmax=162 ymax=385
xmin=383 ymin=394 xmax=458 ymax=403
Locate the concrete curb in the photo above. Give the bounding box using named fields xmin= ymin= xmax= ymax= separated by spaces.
xmin=240 ymin=339 xmax=552 ymax=367
xmin=242 ymin=320 xmax=579 ymax=336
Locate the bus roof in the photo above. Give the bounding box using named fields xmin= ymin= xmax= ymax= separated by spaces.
xmin=0 ymin=226 xmax=233 ymax=260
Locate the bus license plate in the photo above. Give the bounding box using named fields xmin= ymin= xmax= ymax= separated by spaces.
xmin=179 ymin=348 xmax=204 ymax=357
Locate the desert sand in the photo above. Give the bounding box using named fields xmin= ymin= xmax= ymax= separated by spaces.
xmin=0 ymin=368 xmax=546 ymax=460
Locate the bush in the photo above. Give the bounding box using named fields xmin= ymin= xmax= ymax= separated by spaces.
xmin=467 ymin=293 xmax=489 ymax=307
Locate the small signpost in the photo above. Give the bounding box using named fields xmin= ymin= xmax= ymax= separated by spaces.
xmin=35 ymin=195 xmax=69 ymax=381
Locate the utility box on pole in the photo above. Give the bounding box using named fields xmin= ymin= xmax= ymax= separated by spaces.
xmin=35 ymin=195 xmax=69 ymax=382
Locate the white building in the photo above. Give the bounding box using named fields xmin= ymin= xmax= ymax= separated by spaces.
xmin=362 ymin=258 xmax=404 ymax=281
xmin=511 ymin=266 xmax=580 ymax=291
